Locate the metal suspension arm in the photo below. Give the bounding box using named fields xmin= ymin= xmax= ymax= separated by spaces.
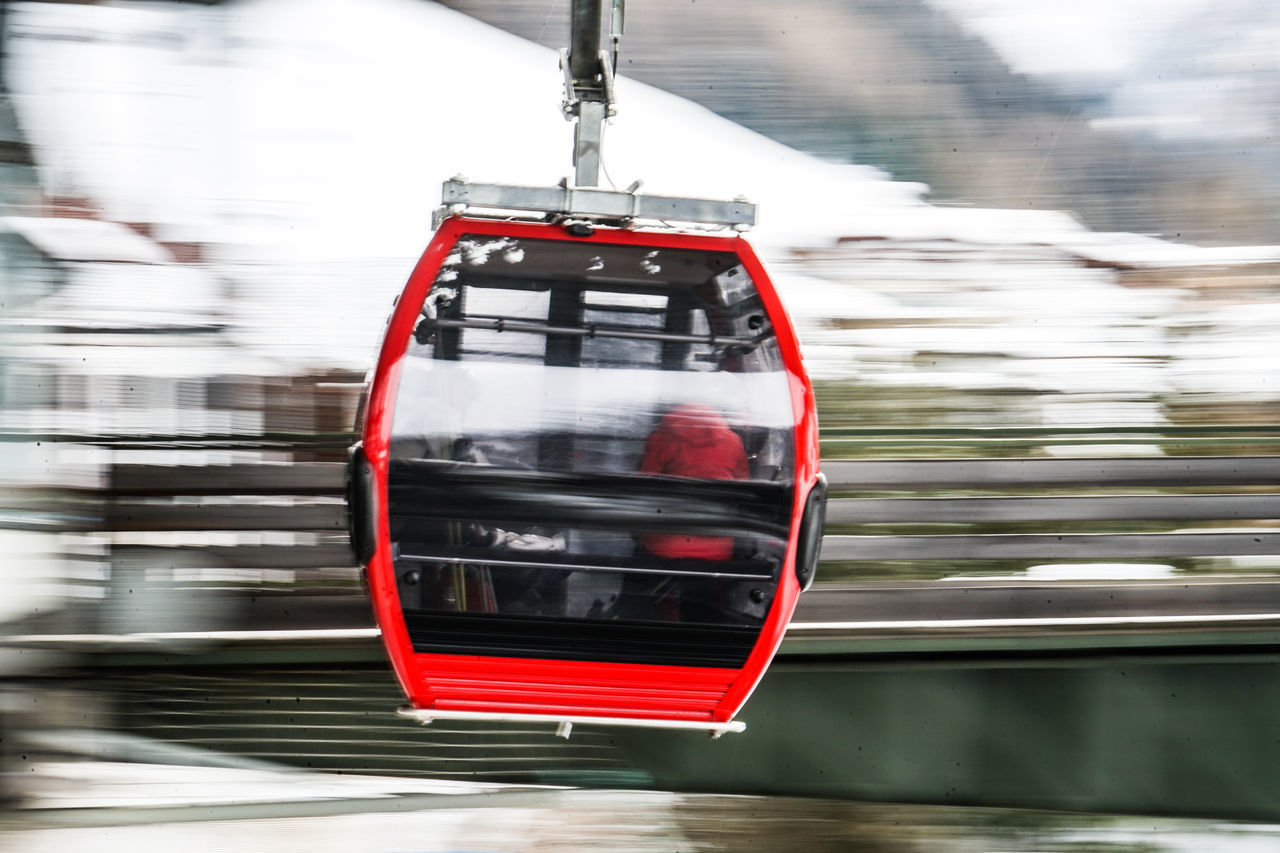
xmin=562 ymin=0 xmax=623 ymax=188
xmin=435 ymin=1 xmax=759 ymax=230
xmin=568 ymin=0 xmax=604 ymax=81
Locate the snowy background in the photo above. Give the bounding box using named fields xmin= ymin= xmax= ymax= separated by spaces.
xmin=3 ymin=0 xmax=1275 ymax=383
xmin=3 ymin=0 xmax=1280 ymax=619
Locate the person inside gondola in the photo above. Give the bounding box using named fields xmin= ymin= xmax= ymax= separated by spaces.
xmin=637 ymin=402 xmax=748 ymax=560
xmin=618 ymin=402 xmax=749 ymax=622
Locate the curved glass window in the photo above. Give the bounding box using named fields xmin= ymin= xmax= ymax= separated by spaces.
xmin=387 ymin=234 xmax=795 ymax=666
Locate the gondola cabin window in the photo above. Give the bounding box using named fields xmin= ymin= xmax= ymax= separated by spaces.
xmin=386 ymin=234 xmax=796 ymax=668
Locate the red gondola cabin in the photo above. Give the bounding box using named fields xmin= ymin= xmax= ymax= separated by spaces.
xmin=350 ymin=210 xmax=824 ymax=736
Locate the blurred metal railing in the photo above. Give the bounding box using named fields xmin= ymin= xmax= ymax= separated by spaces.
xmin=9 ymin=397 xmax=1280 ymax=645
xmin=97 ymin=453 xmax=1280 ymax=562
xmin=56 ymin=667 xmax=642 ymax=785
xmin=822 ymin=455 xmax=1280 ymax=562
xmin=10 ymin=447 xmax=1246 ymax=639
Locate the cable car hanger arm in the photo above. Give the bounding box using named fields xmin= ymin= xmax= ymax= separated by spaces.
xmin=564 ymin=0 xmax=619 ymax=188
xmin=431 ymin=1 xmax=758 ymax=231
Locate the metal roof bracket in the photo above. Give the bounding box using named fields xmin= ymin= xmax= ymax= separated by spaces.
xmin=435 ymin=177 xmax=757 ymax=230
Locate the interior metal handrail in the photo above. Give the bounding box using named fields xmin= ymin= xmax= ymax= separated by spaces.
xmin=396 ymin=549 xmax=775 ymax=581
xmin=420 ymin=314 xmax=762 ymax=348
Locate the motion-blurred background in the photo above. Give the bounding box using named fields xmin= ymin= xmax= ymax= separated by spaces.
xmin=6 ymin=0 xmax=1280 ymax=623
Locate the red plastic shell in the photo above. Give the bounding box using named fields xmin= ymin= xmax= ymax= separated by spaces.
xmin=362 ymin=216 xmax=820 ymax=724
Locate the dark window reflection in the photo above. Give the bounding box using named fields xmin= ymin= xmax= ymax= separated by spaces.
xmin=388 ymin=234 xmax=794 ymax=665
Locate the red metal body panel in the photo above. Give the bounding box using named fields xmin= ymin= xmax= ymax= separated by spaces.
xmin=362 ymin=216 xmax=821 ymax=725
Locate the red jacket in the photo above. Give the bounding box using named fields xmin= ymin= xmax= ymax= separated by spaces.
xmin=639 ymin=403 xmax=748 ymax=560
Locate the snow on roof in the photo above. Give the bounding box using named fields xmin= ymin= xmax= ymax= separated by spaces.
xmin=1055 ymin=232 xmax=1280 ymax=269
xmin=1 ymin=338 xmax=284 ymax=378
xmin=1 ymin=215 xmax=173 ymax=264
xmin=11 ymin=263 xmax=225 ymax=331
